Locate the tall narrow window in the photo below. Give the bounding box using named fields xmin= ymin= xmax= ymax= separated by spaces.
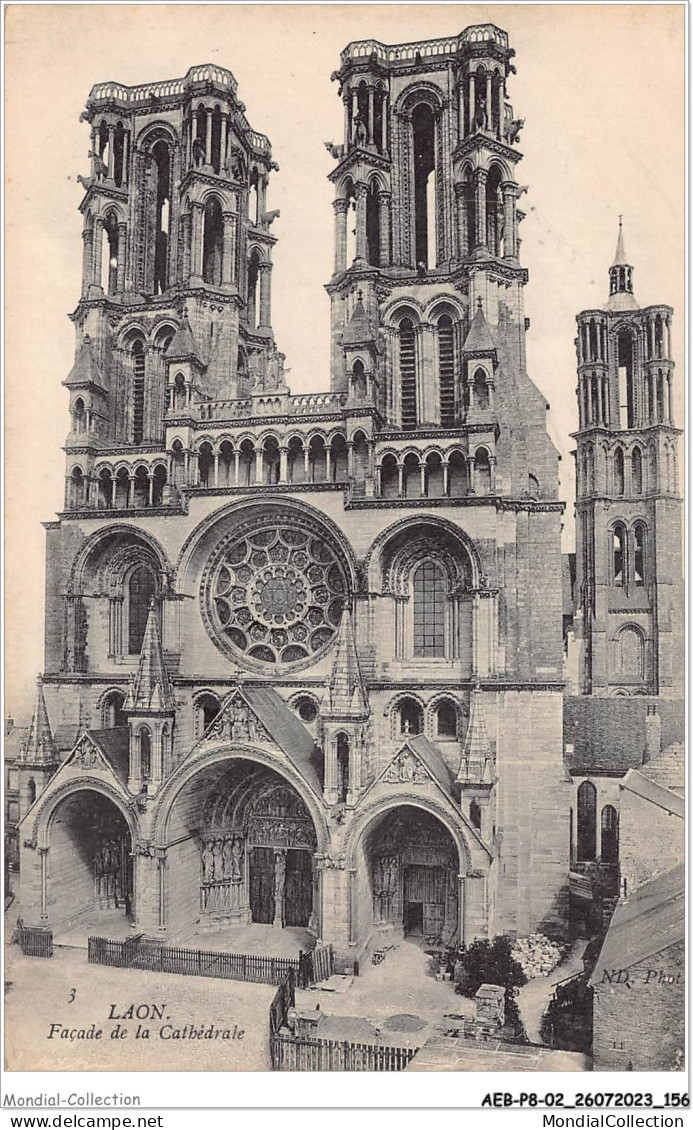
xmin=399 ymin=318 xmax=417 ymax=430
xmin=437 ymin=315 xmax=455 ymax=427
xmin=336 ymin=732 xmax=350 ymax=805
xmin=104 ymin=213 xmax=119 ymax=295
xmin=601 ymin=805 xmax=619 ymax=864
xmin=366 ymin=181 xmax=381 ymax=266
xmin=412 ymin=104 xmax=436 ymax=268
xmin=632 ymin=447 xmax=643 ymax=494
xmin=633 ymin=524 xmax=646 ymax=586
xmin=152 ymin=140 xmax=171 ymax=295
xmin=620 ymin=626 xmax=644 ymax=679
xmin=613 ymin=447 xmax=624 ymax=496
xmin=576 ymin=780 xmax=597 ymax=861
xmin=618 ymin=331 xmax=635 ymax=429
xmin=132 ymin=340 xmax=145 ymax=444
xmin=398 ymin=697 xmax=423 ymax=735
xmin=128 ymin=565 xmax=155 ymax=654
xmin=413 ymin=561 xmax=446 ymax=658
xmin=140 ymin=729 xmax=152 ymax=782
xmin=247 ymin=252 xmax=260 ymax=330
xmin=202 ymin=198 xmax=223 ymax=286
xmin=613 ymin=525 xmax=625 ymax=586
xmin=436 ymin=700 xmax=457 ymax=738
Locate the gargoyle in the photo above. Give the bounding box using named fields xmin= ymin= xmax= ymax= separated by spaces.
xmin=324 ymin=140 xmax=345 ymax=160
xmin=505 ymin=118 xmax=525 ymax=144
xmin=261 ymin=209 xmax=281 ymax=227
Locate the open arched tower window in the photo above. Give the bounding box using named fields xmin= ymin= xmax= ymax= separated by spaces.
xmin=411 ymin=103 xmax=436 ymax=269
xmin=399 ymin=317 xmax=417 ymax=430
xmin=151 ymin=139 xmax=171 ymax=295
xmin=203 ymin=197 xmax=223 ymax=286
xmin=612 ymin=524 xmax=626 ymax=586
xmin=633 ymin=522 xmax=646 ymax=586
xmin=366 ymin=181 xmax=381 ymax=266
xmin=617 ymin=330 xmax=635 ymax=429
xmin=102 ymin=690 xmax=127 ymax=729
xmin=140 ymin=728 xmax=152 ymax=782
xmin=613 ymin=447 xmax=625 ymax=496
xmin=247 ymin=251 xmax=261 ymax=330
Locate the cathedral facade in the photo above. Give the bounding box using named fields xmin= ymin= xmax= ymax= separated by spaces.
xmin=17 ymin=26 xmax=584 ymax=964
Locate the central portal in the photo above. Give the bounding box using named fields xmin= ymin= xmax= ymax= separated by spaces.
xmin=198 ymin=759 xmax=318 ymax=931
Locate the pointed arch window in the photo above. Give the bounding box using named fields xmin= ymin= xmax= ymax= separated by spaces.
xmin=413 ymin=560 xmax=446 ymax=657
xmin=613 ymin=447 xmax=625 ymax=496
xmin=399 ymin=317 xmax=417 ymax=430
xmin=633 ymin=523 xmax=646 ymax=586
xmin=437 ymin=314 xmax=455 ymax=427
xmin=140 ymin=728 xmax=152 ymax=782
xmin=632 ymin=447 xmax=643 ymax=494
xmin=128 ymin=565 xmax=155 ymax=654
xmin=366 ymin=181 xmax=381 ymax=266
xmin=577 ymin=780 xmax=597 ymax=862
xmin=202 ymin=198 xmax=223 ymax=286
xmin=398 ymin=697 xmax=423 ymax=736
xmin=601 ymin=805 xmax=619 ymax=864
xmin=247 ymin=252 xmax=261 ymax=330
xmin=435 ymin=699 xmax=458 ymax=738
xmin=151 ymin=140 xmax=171 ymax=295
xmin=132 ymin=339 xmax=145 ymax=445
xmin=336 ymin=732 xmax=350 ymax=804
xmin=411 ymin=103 xmax=436 ymax=268
xmin=27 ymin=778 xmax=37 ymax=806
xmin=613 ymin=525 xmax=626 ymax=586
xmin=619 ymin=625 xmax=644 ymax=679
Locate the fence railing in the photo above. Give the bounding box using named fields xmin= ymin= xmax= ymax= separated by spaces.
xmin=88 ymin=936 xmax=334 ymax=989
xmin=272 ymin=1031 xmax=419 ymax=1072
xmin=15 ymin=920 xmax=53 ymax=958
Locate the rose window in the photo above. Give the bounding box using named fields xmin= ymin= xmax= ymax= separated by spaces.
xmin=202 ymin=517 xmax=348 ymax=667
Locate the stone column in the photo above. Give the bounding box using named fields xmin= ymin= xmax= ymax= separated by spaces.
xmin=116 ymin=223 xmax=127 ymax=292
xmin=190 ymin=202 xmax=205 ymax=282
xmin=454 ymin=183 xmax=467 ymax=259
xmin=501 ymin=182 xmax=517 ymax=259
xmin=107 ymin=123 xmax=116 ymax=181
xmin=485 ymin=73 xmax=493 ymax=132
xmin=205 ymin=108 xmax=213 ymax=167
xmin=343 ymin=95 xmax=350 ymax=147
xmin=81 ymin=228 xmax=93 ymax=297
xmin=273 ymin=849 xmax=286 ymax=928
xmin=279 ymin=445 xmax=288 ymax=484
xmin=333 ymin=198 xmax=349 ymax=273
xmin=156 ymin=850 xmax=167 ymax=931
xmin=213 ymin=452 xmax=220 ymax=487
xmin=368 ymin=86 xmax=375 ymax=144
xmin=258 ymin=262 xmax=273 ymax=329
xmin=350 ymin=89 xmax=358 ymax=143
xmin=92 ymin=216 xmax=104 ymax=287
xmin=148 ymin=472 xmax=155 ymax=507
xmin=355 ymin=184 xmax=368 ymax=260
xmin=381 ymin=92 xmax=389 ymax=151
xmin=468 ymin=74 xmax=475 ymax=133
xmin=182 ymin=212 xmax=192 ymax=281
xmin=457 ymin=874 xmax=466 ymax=944
xmin=221 ymin=211 xmax=237 ymax=285
xmin=474 ymin=170 xmax=488 ymax=254
xmin=378 ymin=192 xmax=391 ymax=265
xmin=255 ymin=447 xmax=264 ymax=485
xmin=39 ymin=848 xmax=49 ymax=922
xmin=325 ymin=445 xmax=332 ymax=481
xmin=127 ymin=473 xmax=135 ymax=509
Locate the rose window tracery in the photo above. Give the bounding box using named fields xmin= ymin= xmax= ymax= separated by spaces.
xmin=202 ymin=515 xmax=348 ymax=667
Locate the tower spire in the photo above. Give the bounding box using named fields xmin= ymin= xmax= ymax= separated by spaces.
xmin=22 ymin=676 xmax=58 ymax=767
xmin=322 ymin=605 xmax=368 ymax=717
xmin=124 ymin=600 xmax=173 ymax=712
xmin=608 ymin=216 xmax=638 ymax=310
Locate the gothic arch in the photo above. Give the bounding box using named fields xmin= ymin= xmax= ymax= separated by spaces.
xmin=365 ymin=514 xmax=481 ymax=594
xmin=393 ymin=81 xmax=446 ymax=117
xmin=28 ymin=776 xmax=139 ymax=851
xmin=151 ymin=743 xmax=329 ymax=852
xmin=135 ymin=119 xmax=179 ymax=150
xmin=345 ymin=793 xmax=475 ymax=875
xmin=70 ymin=524 xmax=172 ymax=593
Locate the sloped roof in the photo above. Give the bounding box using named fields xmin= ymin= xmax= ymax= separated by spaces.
xmin=563 ymin=696 xmax=684 ymax=775
xmin=341 ymin=297 xmax=375 ymax=346
xmin=243 ymin=685 xmax=323 ymax=795
xmin=591 ymin=862 xmax=685 ymax=984
xmin=462 ymin=303 xmax=497 ymax=356
xmin=407 ymin=733 xmax=454 ymax=796
xmin=611 ymin=219 xmax=631 ymax=267
xmin=621 ymin=768 xmax=685 ymax=818
xmin=86 ymin=726 xmax=130 ymax=788
xmin=164 ymin=315 xmax=204 ymax=365
xmin=21 ymin=679 xmax=58 ymax=766
xmin=322 ymin=608 xmax=368 ymax=717
xmin=65 ymin=336 xmax=108 ymax=390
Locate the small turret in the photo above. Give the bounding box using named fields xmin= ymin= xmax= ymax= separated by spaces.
xmin=124 ymin=601 xmax=174 ymax=796
xmin=321 ymin=606 xmax=369 ymax=806
xmin=608 ymin=217 xmax=638 ymax=311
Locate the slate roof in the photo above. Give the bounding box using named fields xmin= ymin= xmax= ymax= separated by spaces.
xmin=407 ymin=733 xmax=454 ymax=796
xmin=563 ymin=696 xmax=684 ymax=775
xmin=341 ymin=297 xmax=375 ymax=346
xmin=22 ymin=679 xmax=59 ymax=766
xmin=65 ymin=336 xmax=108 ymax=390
xmin=86 ymin=726 xmax=130 ymax=788
xmin=462 ymin=303 xmax=497 ymax=356
xmin=124 ymin=602 xmax=174 ymax=713
xmin=591 ymin=862 xmax=685 ymax=984
xmin=322 ymin=608 xmax=368 ymax=717
xmin=164 ymin=315 xmax=204 ymax=364
xmin=243 ymin=685 xmax=323 ymax=795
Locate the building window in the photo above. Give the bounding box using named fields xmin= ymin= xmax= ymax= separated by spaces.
xmin=132 ymin=339 xmax=145 ymax=445
xmin=613 ymin=525 xmax=625 ymax=586
xmin=437 ymin=314 xmax=455 ymax=427
xmin=632 ymin=447 xmax=643 ymax=495
xmin=619 ymin=625 xmax=644 ymax=679
xmin=336 ymin=732 xmax=349 ymax=804
xmin=140 ymin=729 xmax=152 ymax=782
xmin=398 ymin=697 xmax=423 ymax=736
xmin=293 ymin=695 xmax=318 ymax=724
xmin=435 ymin=699 xmax=458 ymax=738
xmin=102 ymin=690 xmax=127 ymax=728
xmin=27 ymin=779 xmax=36 ymax=805
xmin=195 ymin=693 xmax=221 ymax=738
xmin=633 ymin=523 xmax=646 ymax=586
xmin=576 ymin=780 xmax=597 ymax=861
xmin=413 ymin=561 xmax=446 ymax=658
xmin=8 ymin=801 xmax=19 ymax=824
xmin=601 ymin=805 xmax=619 ymax=864
xmin=411 ymin=103 xmax=436 ymax=268
xmin=399 ymin=317 xmax=417 ymax=430
xmin=128 ymin=565 xmax=155 ymax=654
xmin=613 ymin=447 xmax=624 ymax=496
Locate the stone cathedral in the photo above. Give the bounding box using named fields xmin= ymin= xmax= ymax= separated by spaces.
xmin=11 ymin=25 xmax=681 ymax=965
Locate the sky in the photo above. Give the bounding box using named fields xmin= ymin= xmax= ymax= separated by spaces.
xmin=4 ymin=3 xmax=684 ymax=723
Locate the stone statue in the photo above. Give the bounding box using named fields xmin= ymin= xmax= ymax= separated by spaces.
xmin=88 ymin=149 xmax=108 ymax=181
xmin=273 ymin=850 xmax=286 ymax=926
xmin=354 ymin=116 xmax=368 ymax=146
xmin=230 ymin=836 xmax=244 ymax=882
xmin=212 ymin=838 xmax=223 ymax=881
xmin=473 ymin=101 xmax=488 ymax=133
xmin=192 ymin=136 xmax=205 ymax=168
xmin=504 ymin=118 xmax=524 ymax=144
xmin=222 ymin=836 xmax=234 ymax=880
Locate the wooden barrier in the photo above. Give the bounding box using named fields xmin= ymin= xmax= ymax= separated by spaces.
xmin=16 ymin=920 xmax=53 ymax=958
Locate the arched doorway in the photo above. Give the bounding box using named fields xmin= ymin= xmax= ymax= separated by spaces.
xmin=360 ymin=805 xmax=461 ymax=945
xmin=162 ymin=755 xmax=321 ymax=940
xmin=44 ymin=788 xmax=133 ymax=929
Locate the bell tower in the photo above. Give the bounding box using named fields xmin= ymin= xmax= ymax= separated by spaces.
xmin=573 ymin=222 xmax=683 ymax=697
xmin=326 ymin=25 xmax=528 ymax=426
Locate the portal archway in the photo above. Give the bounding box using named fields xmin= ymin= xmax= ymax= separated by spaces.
xmin=158 ymin=752 xmax=324 ymax=939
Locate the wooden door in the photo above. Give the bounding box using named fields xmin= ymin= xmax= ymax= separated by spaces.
xmin=249 ymin=847 xmax=275 ymax=924
xmin=284 ymin=849 xmax=312 ymax=927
